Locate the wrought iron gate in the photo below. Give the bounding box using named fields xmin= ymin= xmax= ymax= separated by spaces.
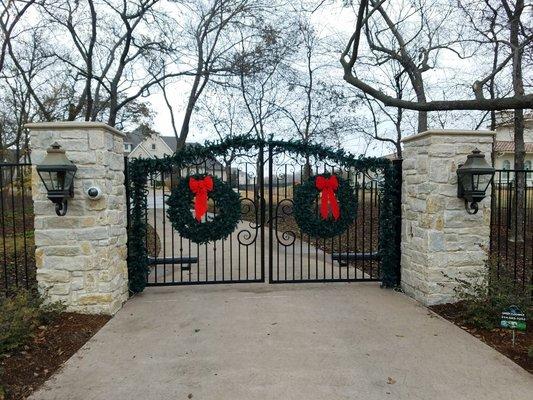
xmin=125 ymin=137 xmax=401 ymax=292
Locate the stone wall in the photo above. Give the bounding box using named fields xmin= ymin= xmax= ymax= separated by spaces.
xmin=27 ymin=122 xmax=128 ymax=315
xmin=401 ymin=130 xmax=495 ymax=305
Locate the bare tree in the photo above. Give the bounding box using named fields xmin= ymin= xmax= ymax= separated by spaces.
xmin=273 ymin=17 xmax=364 ymax=173
xmin=458 ymin=0 xmax=532 ymax=240
xmin=344 ymin=0 xmax=531 ymax=241
xmin=0 ymin=0 xmax=36 ymax=72
xmin=197 ymin=85 xmax=254 ymax=180
xmin=0 ymin=26 xmax=69 ymax=158
xmin=279 ymin=19 xmax=351 ymax=144
xmin=36 ymin=0 xmax=185 ymax=127
xmin=357 ymin=62 xmax=409 ymax=158
xmin=340 ymin=0 xmax=533 ymax=112
xmin=172 ymin=0 xmax=269 ymax=149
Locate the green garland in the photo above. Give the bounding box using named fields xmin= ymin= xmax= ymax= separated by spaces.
xmin=166 ymin=174 xmax=241 ymax=244
xmin=379 ymin=162 xmax=401 ymax=288
xmin=126 ymin=135 xmax=401 ymax=293
xmin=293 ymin=174 xmax=358 ymax=238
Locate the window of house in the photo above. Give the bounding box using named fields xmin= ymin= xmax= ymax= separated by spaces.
xmin=151 ymin=143 xmax=156 ymax=150
xmin=501 ymin=160 xmax=511 ymax=182
xmin=526 ymin=160 xmax=532 ymax=179
xmin=124 ymin=143 xmax=131 ymax=152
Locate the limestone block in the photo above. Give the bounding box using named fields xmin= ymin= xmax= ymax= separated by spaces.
xmin=36 ymin=269 xmax=71 ymax=283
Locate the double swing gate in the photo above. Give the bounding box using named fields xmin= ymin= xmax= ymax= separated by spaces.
xmin=126 ymin=137 xmax=401 ymax=292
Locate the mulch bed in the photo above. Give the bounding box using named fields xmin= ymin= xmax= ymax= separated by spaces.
xmin=430 ymin=302 xmax=532 ymax=373
xmin=0 ymin=313 xmax=110 ymax=400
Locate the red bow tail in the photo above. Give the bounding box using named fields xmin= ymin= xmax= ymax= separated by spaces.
xmin=315 ymin=175 xmax=340 ymax=221
xmin=189 ymin=176 xmax=214 ymax=221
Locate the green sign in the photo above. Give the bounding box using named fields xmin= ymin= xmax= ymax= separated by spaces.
xmin=500 ymin=306 xmax=526 ymax=332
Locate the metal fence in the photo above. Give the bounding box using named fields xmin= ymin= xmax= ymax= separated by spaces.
xmin=490 ymin=169 xmax=533 ymax=291
xmin=0 ymin=162 xmax=35 ymax=296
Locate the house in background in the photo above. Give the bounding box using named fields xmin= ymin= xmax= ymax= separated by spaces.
xmin=124 ymin=128 xmax=178 ymax=159
xmin=124 ymin=129 xmax=226 ymax=180
xmin=493 ymin=112 xmax=533 ymax=184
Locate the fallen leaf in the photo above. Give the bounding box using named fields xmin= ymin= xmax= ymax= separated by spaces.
xmin=387 ymin=377 xmax=396 ymax=385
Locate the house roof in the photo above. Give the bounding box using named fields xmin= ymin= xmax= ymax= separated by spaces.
xmin=160 ymin=136 xmax=178 ymax=150
xmin=125 ymin=132 xmax=223 ymax=168
xmin=124 ymin=130 xmax=147 ymax=148
xmin=494 ymin=140 xmax=533 ymax=153
xmin=124 ymin=131 xmax=199 ymax=152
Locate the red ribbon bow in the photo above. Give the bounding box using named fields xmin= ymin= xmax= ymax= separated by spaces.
xmin=315 ymin=175 xmax=340 ymax=221
xmin=189 ymin=176 xmax=214 ymax=221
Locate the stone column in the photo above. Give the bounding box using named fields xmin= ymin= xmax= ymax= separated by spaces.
xmin=401 ymin=130 xmax=495 ymax=305
xmin=27 ymin=122 xmax=128 ymax=315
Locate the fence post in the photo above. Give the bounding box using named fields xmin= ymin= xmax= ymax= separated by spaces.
xmin=27 ymin=122 xmax=128 ymax=315
xmin=400 ymin=130 xmax=495 ymax=305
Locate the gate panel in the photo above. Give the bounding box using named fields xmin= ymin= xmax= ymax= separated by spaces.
xmin=267 ymin=146 xmax=382 ymax=283
xmin=133 ymin=148 xmax=266 ymax=286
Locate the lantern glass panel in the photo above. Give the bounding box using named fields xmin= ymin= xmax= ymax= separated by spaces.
xmin=37 ymin=170 xmax=56 ymax=191
xmin=37 ymin=168 xmax=76 ymax=194
xmin=460 ymin=173 xmax=473 ymax=192
xmin=53 ymin=170 xmax=66 ymax=191
xmin=474 ymin=173 xmax=493 ymax=192
xmin=63 ymin=170 xmax=75 ymax=192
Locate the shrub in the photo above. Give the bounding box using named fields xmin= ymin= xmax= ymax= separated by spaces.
xmin=450 ymin=261 xmax=532 ymax=330
xmin=0 ymin=291 xmax=64 ymax=355
xmin=446 ymin=261 xmax=533 ymax=329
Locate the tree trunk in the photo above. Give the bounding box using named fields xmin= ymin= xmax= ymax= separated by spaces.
xmin=107 ymin=107 xmax=117 ymax=128
xmin=303 ymin=159 xmax=312 ymax=180
xmin=512 ymin=110 xmax=525 ymax=242
xmin=412 ymin=76 xmax=428 ymax=133
xmin=395 ymin=103 xmax=403 ymax=158
xmin=225 ymin=164 xmax=233 ymax=187
xmin=509 ymin=0 xmax=525 ymax=242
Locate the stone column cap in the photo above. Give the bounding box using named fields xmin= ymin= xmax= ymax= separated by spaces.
xmin=25 ymin=121 xmax=126 ymax=138
xmin=402 ymin=129 xmax=495 ymax=143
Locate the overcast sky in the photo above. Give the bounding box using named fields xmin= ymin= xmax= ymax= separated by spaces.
xmin=146 ymin=0 xmax=490 ymax=157
xmin=147 ymin=2 xmax=387 ymax=154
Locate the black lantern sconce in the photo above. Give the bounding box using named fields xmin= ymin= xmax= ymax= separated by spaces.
xmin=36 ymin=142 xmax=77 ymax=216
xmin=457 ymin=148 xmax=495 ymax=215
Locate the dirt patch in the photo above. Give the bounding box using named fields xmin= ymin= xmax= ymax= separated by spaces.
xmin=0 ymin=313 xmax=110 ymax=400
xmin=430 ymin=302 xmax=532 ymax=373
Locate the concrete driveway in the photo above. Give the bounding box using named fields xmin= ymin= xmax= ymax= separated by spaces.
xmin=31 ymin=283 xmax=532 ymax=400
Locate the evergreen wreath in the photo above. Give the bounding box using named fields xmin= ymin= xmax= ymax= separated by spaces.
xmin=293 ymin=173 xmax=358 ymax=239
xmin=166 ymin=174 xmax=241 ymax=244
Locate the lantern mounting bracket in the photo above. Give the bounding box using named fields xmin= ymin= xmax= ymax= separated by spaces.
xmin=464 ymin=199 xmax=479 ymax=215
xmin=54 ymin=199 xmax=68 ymax=216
